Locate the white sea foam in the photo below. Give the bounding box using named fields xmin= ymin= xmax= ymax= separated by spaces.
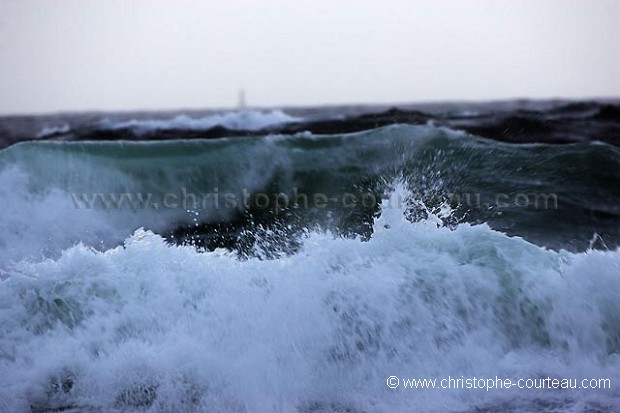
xmin=36 ymin=124 xmax=70 ymax=138
xmin=0 ymin=184 xmax=619 ymax=412
xmin=99 ymin=110 xmax=301 ymax=133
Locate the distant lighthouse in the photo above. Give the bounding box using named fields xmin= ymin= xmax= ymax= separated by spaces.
xmin=237 ymin=89 xmax=247 ymax=111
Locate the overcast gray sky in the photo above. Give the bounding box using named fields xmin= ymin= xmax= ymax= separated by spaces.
xmin=0 ymin=0 xmax=618 ymax=114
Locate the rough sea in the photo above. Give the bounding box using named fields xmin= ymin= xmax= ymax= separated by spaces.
xmin=0 ymin=100 xmax=619 ymax=412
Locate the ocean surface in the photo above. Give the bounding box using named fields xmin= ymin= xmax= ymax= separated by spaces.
xmin=0 ymin=100 xmax=619 ymax=412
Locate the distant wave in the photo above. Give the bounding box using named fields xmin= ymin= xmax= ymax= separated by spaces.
xmin=97 ymin=110 xmax=301 ymax=133
xmin=35 ymin=124 xmax=70 ymax=138
xmin=27 ymin=101 xmax=620 ymax=148
xmin=34 ymin=109 xmax=302 ymax=139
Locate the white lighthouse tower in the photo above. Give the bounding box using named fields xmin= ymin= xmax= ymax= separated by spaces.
xmin=237 ymin=89 xmax=247 ymax=111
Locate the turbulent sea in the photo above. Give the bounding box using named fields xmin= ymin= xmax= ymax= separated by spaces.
xmin=0 ymin=100 xmax=619 ymax=412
